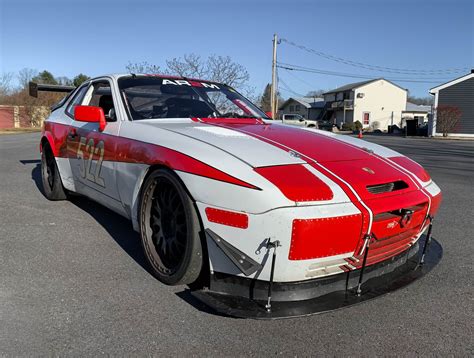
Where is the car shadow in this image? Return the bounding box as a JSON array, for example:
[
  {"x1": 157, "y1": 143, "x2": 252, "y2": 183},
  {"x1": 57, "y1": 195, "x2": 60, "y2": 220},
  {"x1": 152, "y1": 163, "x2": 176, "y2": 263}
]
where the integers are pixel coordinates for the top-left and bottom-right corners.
[
  {"x1": 29, "y1": 163, "x2": 152, "y2": 275},
  {"x1": 175, "y1": 290, "x2": 226, "y2": 317},
  {"x1": 29, "y1": 161, "x2": 46, "y2": 197},
  {"x1": 26, "y1": 162, "x2": 242, "y2": 317},
  {"x1": 70, "y1": 196, "x2": 153, "y2": 276},
  {"x1": 20, "y1": 159, "x2": 42, "y2": 164}
]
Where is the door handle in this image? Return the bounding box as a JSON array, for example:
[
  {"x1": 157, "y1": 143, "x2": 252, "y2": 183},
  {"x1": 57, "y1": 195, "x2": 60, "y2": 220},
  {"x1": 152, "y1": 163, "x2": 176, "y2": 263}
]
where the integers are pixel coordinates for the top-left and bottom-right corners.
[{"x1": 68, "y1": 129, "x2": 78, "y2": 139}]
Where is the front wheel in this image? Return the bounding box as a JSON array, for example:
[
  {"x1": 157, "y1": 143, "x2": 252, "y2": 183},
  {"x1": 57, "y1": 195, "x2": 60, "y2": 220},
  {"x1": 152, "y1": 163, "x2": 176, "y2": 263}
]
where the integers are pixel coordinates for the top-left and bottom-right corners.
[{"x1": 138, "y1": 168, "x2": 203, "y2": 285}]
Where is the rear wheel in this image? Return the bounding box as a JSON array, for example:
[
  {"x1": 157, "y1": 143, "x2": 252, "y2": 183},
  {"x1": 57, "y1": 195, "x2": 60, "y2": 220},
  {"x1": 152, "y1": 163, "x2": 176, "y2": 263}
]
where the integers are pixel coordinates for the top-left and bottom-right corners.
[
  {"x1": 139, "y1": 168, "x2": 203, "y2": 285},
  {"x1": 41, "y1": 144, "x2": 67, "y2": 201}
]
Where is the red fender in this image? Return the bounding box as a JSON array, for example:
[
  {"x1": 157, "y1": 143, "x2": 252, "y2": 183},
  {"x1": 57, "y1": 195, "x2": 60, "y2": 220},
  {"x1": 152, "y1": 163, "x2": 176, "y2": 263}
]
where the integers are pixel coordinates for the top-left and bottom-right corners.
[
  {"x1": 40, "y1": 122, "x2": 69, "y2": 157},
  {"x1": 40, "y1": 131, "x2": 57, "y2": 155}
]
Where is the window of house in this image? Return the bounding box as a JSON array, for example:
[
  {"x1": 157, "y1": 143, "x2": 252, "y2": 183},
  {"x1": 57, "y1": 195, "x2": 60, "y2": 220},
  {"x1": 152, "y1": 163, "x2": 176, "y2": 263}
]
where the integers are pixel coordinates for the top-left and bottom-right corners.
[
  {"x1": 363, "y1": 112, "x2": 370, "y2": 125},
  {"x1": 289, "y1": 105, "x2": 294, "y2": 112},
  {"x1": 295, "y1": 104, "x2": 300, "y2": 111}
]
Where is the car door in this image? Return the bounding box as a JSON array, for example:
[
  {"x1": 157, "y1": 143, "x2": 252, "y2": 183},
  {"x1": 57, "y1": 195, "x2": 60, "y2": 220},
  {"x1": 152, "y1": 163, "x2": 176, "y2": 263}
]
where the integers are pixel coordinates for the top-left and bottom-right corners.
[{"x1": 66, "y1": 78, "x2": 123, "y2": 212}]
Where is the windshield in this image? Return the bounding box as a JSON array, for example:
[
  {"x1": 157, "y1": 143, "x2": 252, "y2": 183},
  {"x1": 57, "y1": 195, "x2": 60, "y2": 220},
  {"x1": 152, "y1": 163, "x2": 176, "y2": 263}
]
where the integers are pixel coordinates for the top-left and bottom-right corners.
[{"x1": 118, "y1": 76, "x2": 268, "y2": 121}]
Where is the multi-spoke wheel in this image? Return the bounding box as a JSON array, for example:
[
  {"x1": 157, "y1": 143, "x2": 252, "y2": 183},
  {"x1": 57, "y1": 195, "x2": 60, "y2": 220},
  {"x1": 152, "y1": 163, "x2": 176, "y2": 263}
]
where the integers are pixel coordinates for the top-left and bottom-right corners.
[
  {"x1": 41, "y1": 143, "x2": 67, "y2": 201},
  {"x1": 139, "y1": 168, "x2": 203, "y2": 285}
]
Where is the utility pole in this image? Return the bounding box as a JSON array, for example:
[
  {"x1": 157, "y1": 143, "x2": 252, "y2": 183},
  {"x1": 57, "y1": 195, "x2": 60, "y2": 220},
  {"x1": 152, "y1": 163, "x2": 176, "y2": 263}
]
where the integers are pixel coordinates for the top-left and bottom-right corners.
[{"x1": 271, "y1": 34, "x2": 278, "y2": 119}]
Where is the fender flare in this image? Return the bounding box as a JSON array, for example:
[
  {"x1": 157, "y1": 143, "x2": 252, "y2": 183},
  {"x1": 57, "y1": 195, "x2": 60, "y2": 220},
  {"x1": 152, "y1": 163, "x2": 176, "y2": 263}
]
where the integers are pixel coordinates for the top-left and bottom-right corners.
[
  {"x1": 40, "y1": 131, "x2": 58, "y2": 156},
  {"x1": 130, "y1": 164, "x2": 198, "y2": 232},
  {"x1": 130, "y1": 165, "x2": 153, "y2": 232}
]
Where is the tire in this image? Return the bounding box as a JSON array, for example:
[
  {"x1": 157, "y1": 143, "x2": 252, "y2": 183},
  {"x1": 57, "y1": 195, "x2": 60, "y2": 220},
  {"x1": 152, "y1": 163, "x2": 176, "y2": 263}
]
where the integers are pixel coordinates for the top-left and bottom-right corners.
[
  {"x1": 41, "y1": 144, "x2": 67, "y2": 201},
  {"x1": 139, "y1": 168, "x2": 203, "y2": 285}
]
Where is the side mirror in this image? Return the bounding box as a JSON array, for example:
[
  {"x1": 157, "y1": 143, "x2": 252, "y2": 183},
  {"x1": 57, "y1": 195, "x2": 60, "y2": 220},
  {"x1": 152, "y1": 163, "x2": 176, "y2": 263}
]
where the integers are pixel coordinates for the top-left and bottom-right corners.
[
  {"x1": 299, "y1": 118, "x2": 305, "y2": 122},
  {"x1": 74, "y1": 105, "x2": 106, "y2": 132},
  {"x1": 265, "y1": 111, "x2": 273, "y2": 119}
]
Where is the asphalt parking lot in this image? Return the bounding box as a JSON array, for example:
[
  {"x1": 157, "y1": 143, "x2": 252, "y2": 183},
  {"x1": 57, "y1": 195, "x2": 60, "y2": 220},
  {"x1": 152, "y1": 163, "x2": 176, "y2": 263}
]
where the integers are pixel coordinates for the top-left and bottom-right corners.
[{"x1": 1, "y1": 133, "x2": 473, "y2": 356}]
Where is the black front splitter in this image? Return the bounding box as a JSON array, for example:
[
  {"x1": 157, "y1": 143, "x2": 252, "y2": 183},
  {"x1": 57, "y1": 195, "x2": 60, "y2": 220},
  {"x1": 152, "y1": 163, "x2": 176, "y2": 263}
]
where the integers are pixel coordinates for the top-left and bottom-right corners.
[{"x1": 191, "y1": 238, "x2": 442, "y2": 319}]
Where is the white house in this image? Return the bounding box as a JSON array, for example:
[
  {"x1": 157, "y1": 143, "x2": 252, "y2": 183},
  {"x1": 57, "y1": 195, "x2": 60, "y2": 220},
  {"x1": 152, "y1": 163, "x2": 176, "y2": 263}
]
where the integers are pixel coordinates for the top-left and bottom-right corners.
[
  {"x1": 429, "y1": 70, "x2": 474, "y2": 137},
  {"x1": 322, "y1": 79, "x2": 407, "y2": 130}
]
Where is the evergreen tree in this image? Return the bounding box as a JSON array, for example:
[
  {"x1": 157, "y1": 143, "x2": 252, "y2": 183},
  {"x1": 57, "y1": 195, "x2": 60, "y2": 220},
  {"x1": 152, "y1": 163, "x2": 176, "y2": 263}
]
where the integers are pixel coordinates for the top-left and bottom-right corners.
[
  {"x1": 32, "y1": 70, "x2": 57, "y2": 85},
  {"x1": 73, "y1": 73, "x2": 90, "y2": 87},
  {"x1": 260, "y1": 83, "x2": 272, "y2": 112}
]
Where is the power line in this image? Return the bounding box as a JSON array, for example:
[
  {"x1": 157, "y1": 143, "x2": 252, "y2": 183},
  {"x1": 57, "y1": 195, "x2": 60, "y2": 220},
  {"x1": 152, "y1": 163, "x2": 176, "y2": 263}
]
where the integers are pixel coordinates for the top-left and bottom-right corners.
[
  {"x1": 278, "y1": 77, "x2": 307, "y2": 97},
  {"x1": 279, "y1": 62, "x2": 452, "y2": 81},
  {"x1": 283, "y1": 69, "x2": 317, "y2": 89},
  {"x1": 277, "y1": 62, "x2": 452, "y2": 84},
  {"x1": 280, "y1": 38, "x2": 470, "y2": 75}
]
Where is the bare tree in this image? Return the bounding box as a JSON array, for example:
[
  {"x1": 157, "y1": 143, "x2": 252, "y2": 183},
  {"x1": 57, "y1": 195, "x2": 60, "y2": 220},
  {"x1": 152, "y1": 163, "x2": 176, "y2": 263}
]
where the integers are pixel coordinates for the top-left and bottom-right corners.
[
  {"x1": 18, "y1": 68, "x2": 38, "y2": 89},
  {"x1": 206, "y1": 55, "x2": 249, "y2": 88},
  {"x1": 435, "y1": 105, "x2": 462, "y2": 137},
  {"x1": 166, "y1": 54, "x2": 206, "y2": 79},
  {"x1": 56, "y1": 76, "x2": 73, "y2": 86},
  {"x1": 165, "y1": 54, "x2": 250, "y2": 89},
  {"x1": 4, "y1": 68, "x2": 66, "y2": 126},
  {"x1": 0, "y1": 72, "x2": 14, "y2": 100},
  {"x1": 127, "y1": 54, "x2": 252, "y2": 96},
  {"x1": 305, "y1": 89, "x2": 325, "y2": 98},
  {"x1": 125, "y1": 61, "x2": 162, "y2": 74},
  {"x1": 408, "y1": 95, "x2": 433, "y2": 105}
]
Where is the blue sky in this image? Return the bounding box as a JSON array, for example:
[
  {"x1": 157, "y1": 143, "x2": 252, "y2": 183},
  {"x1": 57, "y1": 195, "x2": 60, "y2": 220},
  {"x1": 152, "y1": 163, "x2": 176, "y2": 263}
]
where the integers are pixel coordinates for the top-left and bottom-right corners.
[{"x1": 0, "y1": 0, "x2": 472, "y2": 97}]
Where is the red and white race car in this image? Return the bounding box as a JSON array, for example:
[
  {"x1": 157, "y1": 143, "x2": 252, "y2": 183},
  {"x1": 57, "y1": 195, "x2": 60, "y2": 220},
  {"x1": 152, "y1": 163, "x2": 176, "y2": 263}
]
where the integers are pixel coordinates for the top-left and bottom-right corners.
[{"x1": 33, "y1": 74, "x2": 442, "y2": 318}]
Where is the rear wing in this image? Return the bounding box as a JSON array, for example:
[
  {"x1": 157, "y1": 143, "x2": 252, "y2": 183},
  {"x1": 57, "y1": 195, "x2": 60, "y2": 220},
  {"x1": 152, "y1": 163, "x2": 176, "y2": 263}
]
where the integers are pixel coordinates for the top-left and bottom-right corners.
[{"x1": 28, "y1": 82, "x2": 75, "y2": 98}]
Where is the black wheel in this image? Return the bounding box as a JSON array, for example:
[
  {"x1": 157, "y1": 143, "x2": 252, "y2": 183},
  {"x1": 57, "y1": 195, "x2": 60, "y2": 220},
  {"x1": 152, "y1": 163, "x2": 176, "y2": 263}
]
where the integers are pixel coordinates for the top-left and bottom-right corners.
[
  {"x1": 139, "y1": 168, "x2": 203, "y2": 285},
  {"x1": 41, "y1": 144, "x2": 67, "y2": 201}
]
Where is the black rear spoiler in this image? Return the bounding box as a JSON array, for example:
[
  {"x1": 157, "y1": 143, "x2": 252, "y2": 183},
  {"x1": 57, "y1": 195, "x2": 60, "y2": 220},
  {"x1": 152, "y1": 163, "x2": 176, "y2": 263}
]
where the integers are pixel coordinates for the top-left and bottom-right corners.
[{"x1": 28, "y1": 82, "x2": 75, "y2": 98}]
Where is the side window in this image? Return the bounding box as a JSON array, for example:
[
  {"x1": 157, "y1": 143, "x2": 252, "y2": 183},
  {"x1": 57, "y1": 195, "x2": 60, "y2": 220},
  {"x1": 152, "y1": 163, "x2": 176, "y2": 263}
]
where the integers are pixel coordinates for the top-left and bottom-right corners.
[
  {"x1": 83, "y1": 81, "x2": 117, "y2": 122},
  {"x1": 65, "y1": 85, "x2": 89, "y2": 118}
]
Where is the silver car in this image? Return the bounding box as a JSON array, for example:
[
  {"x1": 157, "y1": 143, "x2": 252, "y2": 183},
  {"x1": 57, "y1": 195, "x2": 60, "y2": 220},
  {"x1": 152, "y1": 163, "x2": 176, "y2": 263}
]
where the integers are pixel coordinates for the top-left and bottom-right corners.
[{"x1": 281, "y1": 113, "x2": 318, "y2": 128}]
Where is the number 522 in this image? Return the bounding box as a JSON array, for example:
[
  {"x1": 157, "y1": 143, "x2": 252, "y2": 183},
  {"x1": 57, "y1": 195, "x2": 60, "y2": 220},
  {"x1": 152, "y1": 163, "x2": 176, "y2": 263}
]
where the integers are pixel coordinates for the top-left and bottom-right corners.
[{"x1": 77, "y1": 137, "x2": 106, "y2": 187}]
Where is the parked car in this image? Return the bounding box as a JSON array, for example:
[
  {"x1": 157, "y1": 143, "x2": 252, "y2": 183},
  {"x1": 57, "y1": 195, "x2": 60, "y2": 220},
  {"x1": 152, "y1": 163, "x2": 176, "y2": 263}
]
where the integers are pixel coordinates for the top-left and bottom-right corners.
[
  {"x1": 317, "y1": 119, "x2": 335, "y2": 131},
  {"x1": 281, "y1": 113, "x2": 318, "y2": 128}
]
